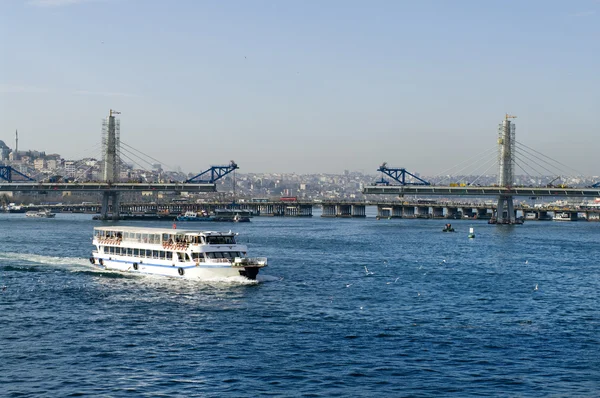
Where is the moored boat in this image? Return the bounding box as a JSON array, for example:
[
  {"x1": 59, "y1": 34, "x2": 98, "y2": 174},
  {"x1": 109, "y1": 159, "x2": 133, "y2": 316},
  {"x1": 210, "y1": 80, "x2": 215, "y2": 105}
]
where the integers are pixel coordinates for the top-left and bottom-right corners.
[
  {"x1": 176, "y1": 210, "x2": 213, "y2": 222},
  {"x1": 553, "y1": 212, "x2": 574, "y2": 221},
  {"x1": 90, "y1": 226, "x2": 267, "y2": 280},
  {"x1": 25, "y1": 209, "x2": 56, "y2": 218}
]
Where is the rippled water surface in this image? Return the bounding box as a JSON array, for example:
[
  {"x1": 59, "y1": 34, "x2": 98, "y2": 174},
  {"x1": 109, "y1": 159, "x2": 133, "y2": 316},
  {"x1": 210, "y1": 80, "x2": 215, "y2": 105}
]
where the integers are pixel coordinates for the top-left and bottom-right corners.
[{"x1": 1, "y1": 212, "x2": 599, "y2": 397}]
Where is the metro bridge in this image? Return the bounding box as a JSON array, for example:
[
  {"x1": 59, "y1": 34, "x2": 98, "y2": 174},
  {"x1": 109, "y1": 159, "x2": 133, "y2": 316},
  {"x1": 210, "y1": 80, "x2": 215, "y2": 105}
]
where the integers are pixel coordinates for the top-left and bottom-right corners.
[
  {"x1": 363, "y1": 114, "x2": 599, "y2": 224},
  {"x1": 0, "y1": 182, "x2": 215, "y2": 193},
  {"x1": 363, "y1": 185, "x2": 600, "y2": 198},
  {"x1": 0, "y1": 109, "x2": 238, "y2": 220}
]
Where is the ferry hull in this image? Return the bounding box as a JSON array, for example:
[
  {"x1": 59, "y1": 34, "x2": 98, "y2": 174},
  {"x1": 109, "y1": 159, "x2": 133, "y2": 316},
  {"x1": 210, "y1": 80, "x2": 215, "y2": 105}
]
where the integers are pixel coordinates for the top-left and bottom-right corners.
[{"x1": 90, "y1": 256, "x2": 262, "y2": 280}]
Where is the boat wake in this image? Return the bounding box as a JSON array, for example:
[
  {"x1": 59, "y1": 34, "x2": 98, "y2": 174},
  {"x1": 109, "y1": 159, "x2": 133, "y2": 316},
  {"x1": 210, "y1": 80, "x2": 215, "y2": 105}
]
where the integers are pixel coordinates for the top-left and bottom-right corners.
[{"x1": 0, "y1": 251, "x2": 91, "y2": 268}]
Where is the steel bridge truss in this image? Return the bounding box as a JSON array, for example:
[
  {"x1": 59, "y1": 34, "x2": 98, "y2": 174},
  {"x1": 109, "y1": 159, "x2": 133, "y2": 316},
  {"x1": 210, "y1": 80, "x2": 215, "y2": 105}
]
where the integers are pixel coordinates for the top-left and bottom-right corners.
[
  {"x1": 0, "y1": 166, "x2": 36, "y2": 183},
  {"x1": 376, "y1": 163, "x2": 430, "y2": 186},
  {"x1": 185, "y1": 161, "x2": 239, "y2": 183}
]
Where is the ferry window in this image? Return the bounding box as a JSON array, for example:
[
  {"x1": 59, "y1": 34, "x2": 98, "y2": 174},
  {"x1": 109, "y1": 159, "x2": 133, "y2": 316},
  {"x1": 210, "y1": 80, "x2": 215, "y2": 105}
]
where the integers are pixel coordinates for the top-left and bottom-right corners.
[
  {"x1": 166, "y1": 252, "x2": 172, "y2": 260},
  {"x1": 177, "y1": 253, "x2": 184, "y2": 262},
  {"x1": 126, "y1": 248, "x2": 131, "y2": 256},
  {"x1": 185, "y1": 254, "x2": 191, "y2": 261},
  {"x1": 162, "y1": 234, "x2": 170, "y2": 243},
  {"x1": 146, "y1": 250, "x2": 152, "y2": 258},
  {"x1": 206, "y1": 252, "x2": 213, "y2": 259},
  {"x1": 224, "y1": 237, "x2": 235, "y2": 244},
  {"x1": 133, "y1": 248, "x2": 139, "y2": 256},
  {"x1": 135, "y1": 233, "x2": 141, "y2": 242},
  {"x1": 152, "y1": 250, "x2": 159, "y2": 259}
]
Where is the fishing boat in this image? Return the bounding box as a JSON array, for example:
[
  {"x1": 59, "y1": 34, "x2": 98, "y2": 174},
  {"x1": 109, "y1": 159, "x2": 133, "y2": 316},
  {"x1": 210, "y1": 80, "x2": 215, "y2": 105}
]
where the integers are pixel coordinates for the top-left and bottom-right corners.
[
  {"x1": 90, "y1": 226, "x2": 267, "y2": 280},
  {"x1": 25, "y1": 209, "x2": 56, "y2": 218}
]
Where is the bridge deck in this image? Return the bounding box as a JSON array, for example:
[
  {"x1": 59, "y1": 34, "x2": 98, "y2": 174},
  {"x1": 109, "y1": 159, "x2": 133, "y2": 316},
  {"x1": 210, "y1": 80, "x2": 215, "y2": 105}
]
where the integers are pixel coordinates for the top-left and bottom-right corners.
[
  {"x1": 0, "y1": 182, "x2": 216, "y2": 192},
  {"x1": 363, "y1": 185, "x2": 600, "y2": 197}
]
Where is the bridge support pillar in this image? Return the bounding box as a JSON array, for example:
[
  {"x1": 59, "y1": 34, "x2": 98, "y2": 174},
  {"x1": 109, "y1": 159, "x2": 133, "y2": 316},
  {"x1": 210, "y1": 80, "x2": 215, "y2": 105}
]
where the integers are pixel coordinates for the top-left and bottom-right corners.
[
  {"x1": 100, "y1": 191, "x2": 121, "y2": 220},
  {"x1": 402, "y1": 206, "x2": 415, "y2": 218},
  {"x1": 351, "y1": 205, "x2": 366, "y2": 217},
  {"x1": 416, "y1": 206, "x2": 430, "y2": 218},
  {"x1": 496, "y1": 195, "x2": 516, "y2": 224}
]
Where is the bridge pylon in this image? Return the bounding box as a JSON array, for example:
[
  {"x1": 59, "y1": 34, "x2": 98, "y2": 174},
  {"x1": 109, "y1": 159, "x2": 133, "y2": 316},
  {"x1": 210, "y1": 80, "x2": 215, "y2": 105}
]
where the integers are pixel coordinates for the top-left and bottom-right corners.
[
  {"x1": 494, "y1": 114, "x2": 517, "y2": 224},
  {"x1": 100, "y1": 109, "x2": 121, "y2": 220}
]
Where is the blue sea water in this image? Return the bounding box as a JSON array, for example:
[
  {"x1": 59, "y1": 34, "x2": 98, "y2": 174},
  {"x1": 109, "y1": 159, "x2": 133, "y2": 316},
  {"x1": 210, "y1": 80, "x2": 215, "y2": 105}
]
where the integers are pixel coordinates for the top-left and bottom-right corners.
[{"x1": 1, "y1": 212, "x2": 599, "y2": 397}]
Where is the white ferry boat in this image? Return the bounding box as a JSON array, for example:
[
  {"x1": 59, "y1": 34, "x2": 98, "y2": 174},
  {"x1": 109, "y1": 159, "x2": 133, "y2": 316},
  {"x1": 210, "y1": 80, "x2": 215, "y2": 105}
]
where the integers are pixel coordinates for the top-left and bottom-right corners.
[{"x1": 90, "y1": 226, "x2": 267, "y2": 280}]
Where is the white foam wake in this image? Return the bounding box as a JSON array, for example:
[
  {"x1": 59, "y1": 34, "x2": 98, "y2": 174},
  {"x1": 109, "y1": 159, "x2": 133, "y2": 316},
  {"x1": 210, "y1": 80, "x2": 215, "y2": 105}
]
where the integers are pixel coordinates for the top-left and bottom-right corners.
[{"x1": 0, "y1": 251, "x2": 90, "y2": 268}]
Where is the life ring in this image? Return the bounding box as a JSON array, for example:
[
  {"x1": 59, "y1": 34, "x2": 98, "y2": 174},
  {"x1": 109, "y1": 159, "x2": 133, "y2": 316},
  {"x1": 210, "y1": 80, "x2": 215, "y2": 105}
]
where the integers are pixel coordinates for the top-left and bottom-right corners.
[
  {"x1": 89, "y1": 257, "x2": 95, "y2": 264},
  {"x1": 133, "y1": 263, "x2": 138, "y2": 271},
  {"x1": 99, "y1": 258, "x2": 104, "y2": 266},
  {"x1": 178, "y1": 267, "x2": 185, "y2": 276}
]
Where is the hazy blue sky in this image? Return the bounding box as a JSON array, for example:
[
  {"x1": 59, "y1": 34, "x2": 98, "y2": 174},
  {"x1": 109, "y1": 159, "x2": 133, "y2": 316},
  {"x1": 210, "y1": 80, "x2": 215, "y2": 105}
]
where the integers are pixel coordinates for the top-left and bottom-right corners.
[{"x1": 1, "y1": 0, "x2": 598, "y2": 175}]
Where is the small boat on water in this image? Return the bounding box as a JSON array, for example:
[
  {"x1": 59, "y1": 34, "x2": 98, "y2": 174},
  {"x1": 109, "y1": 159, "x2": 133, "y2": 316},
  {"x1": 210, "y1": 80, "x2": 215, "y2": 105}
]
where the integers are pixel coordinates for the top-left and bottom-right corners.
[
  {"x1": 90, "y1": 226, "x2": 267, "y2": 280},
  {"x1": 25, "y1": 209, "x2": 56, "y2": 218},
  {"x1": 212, "y1": 209, "x2": 252, "y2": 222},
  {"x1": 553, "y1": 212, "x2": 574, "y2": 221},
  {"x1": 176, "y1": 210, "x2": 213, "y2": 222},
  {"x1": 442, "y1": 223, "x2": 455, "y2": 232},
  {"x1": 177, "y1": 209, "x2": 252, "y2": 222}
]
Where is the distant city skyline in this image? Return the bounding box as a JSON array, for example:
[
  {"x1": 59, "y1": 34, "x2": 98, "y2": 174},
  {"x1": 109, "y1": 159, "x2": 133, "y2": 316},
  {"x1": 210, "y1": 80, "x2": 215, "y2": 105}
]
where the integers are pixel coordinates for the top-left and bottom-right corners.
[{"x1": 1, "y1": 0, "x2": 598, "y2": 175}]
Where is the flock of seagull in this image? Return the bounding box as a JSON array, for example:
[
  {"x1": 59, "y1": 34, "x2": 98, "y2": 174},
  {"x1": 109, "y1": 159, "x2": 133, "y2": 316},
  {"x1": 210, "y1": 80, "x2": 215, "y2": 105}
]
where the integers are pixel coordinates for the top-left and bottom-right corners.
[{"x1": 342, "y1": 259, "x2": 540, "y2": 296}]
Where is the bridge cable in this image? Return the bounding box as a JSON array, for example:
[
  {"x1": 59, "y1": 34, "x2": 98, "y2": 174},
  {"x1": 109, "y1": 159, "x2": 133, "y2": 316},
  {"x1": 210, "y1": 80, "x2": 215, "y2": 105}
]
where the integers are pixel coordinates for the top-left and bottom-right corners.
[
  {"x1": 514, "y1": 145, "x2": 577, "y2": 180},
  {"x1": 118, "y1": 145, "x2": 157, "y2": 170},
  {"x1": 514, "y1": 144, "x2": 568, "y2": 177},
  {"x1": 513, "y1": 156, "x2": 537, "y2": 182},
  {"x1": 120, "y1": 141, "x2": 177, "y2": 172},
  {"x1": 513, "y1": 148, "x2": 558, "y2": 178},
  {"x1": 430, "y1": 145, "x2": 497, "y2": 183},
  {"x1": 466, "y1": 155, "x2": 498, "y2": 186},
  {"x1": 515, "y1": 140, "x2": 585, "y2": 177},
  {"x1": 118, "y1": 147, "x2": 152, "y2": 172}
]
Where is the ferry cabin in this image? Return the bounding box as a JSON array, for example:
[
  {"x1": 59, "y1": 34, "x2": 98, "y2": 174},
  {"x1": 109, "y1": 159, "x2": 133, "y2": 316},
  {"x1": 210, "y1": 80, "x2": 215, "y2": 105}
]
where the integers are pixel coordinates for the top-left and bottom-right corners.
[{"x1": 91, "y1": 226, "x2": 267, "y2": 280}]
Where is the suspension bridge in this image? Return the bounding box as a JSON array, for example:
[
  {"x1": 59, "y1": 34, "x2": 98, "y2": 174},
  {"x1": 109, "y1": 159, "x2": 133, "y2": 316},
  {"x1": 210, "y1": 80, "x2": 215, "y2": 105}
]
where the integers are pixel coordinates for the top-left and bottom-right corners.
[{"x1": 363, "y1": 114, "x2": 599, "y2": 224}]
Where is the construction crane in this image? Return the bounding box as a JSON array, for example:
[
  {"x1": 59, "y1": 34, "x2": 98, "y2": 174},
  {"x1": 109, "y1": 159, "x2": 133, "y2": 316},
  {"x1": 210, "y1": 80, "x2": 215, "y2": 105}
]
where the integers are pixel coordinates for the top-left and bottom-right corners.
[
  {"x1": 505, "y1": 114, "x2": 517, "y2": 121},
  {"x1": 185, "y1": 160, "x2": 239, "y2": 183}
]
